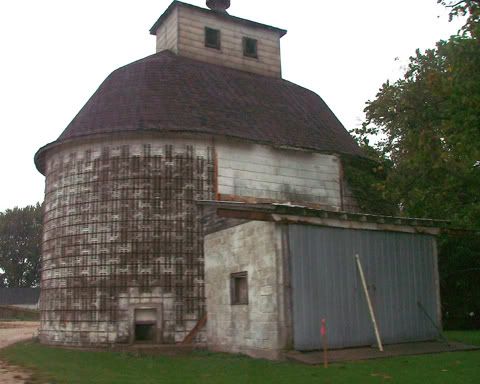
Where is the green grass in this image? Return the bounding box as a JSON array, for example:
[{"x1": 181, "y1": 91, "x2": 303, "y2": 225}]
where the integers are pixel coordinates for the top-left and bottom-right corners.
[
  {"x1": 445, "y1": 330, "x2": 480, "y2": 346},
  {"x1": 0, "y1": 306, "x2": 40, "y2": 322},
  {"x1": 1, "y1": 333, "x2": 479, "y2": 384}
]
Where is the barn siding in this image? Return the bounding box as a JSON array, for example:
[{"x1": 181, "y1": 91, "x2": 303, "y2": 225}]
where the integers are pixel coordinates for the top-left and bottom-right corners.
[
  {"x1": 288, "y1": 225, "x2": 440, "y2": 350},
  {"x1": 155, "y1": 7, "x2": 179, "y2": 53},
  {"x1": 216, "y1": 141, "x2": 342, "y2": 209},
  {"x1": 155, "y1": 5, "x2": 283, "y2": 77}
]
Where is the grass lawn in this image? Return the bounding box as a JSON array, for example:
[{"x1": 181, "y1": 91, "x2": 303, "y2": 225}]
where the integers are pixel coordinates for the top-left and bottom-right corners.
[
  {"x1": 0, "y1": 306, "x2": 39, "y2": 321},
  {"x1": 0, "y1": 332, "x2": 478, "y2": 384}
]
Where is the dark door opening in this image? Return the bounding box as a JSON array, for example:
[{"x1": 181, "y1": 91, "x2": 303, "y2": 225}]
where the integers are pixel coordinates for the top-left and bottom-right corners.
[
  {"x1": 134, "y1": 308, "x2": 158, "y2": 343},
  {"x1": 135, "y1": 322, "x2": 156, "y2": 342}
]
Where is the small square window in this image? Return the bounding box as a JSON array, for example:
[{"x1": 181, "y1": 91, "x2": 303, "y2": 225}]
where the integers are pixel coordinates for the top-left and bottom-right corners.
[
  {"x1": 231, "y1": 272, "x2": 248, "y2": 305},
  {"x1": 205, "y1": 27, "x2": 221, "y2": 50},
  {"x1": 243, "y1": 37, "x2": 258, "y2": 58}
]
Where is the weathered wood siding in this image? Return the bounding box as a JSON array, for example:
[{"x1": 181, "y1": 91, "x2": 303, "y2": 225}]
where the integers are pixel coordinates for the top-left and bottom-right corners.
[
  {"x1": 155, "y1": 7, "x2": 179, "y2": 53},
  {"x1": 216, "y1": 141, "x2": 342, "y2": 209},
  {"x1": 155, "y1": 6, "x2": 282, "y2": 77}
]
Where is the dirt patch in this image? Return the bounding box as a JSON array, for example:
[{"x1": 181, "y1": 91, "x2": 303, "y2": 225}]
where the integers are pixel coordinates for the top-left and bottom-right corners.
[
  {"x1": 0, "y1": 324, "x2": 29, "y2": 329},
  {"x1": 0, "y1": 361, "x2": 32, "y2": 384},
  {"x1": 0, "y1": 322, "x2": 40, "y2": 383}
]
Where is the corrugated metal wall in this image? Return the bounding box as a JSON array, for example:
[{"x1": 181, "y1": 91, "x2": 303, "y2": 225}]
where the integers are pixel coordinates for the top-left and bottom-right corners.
[{"x1": 288, "y1": 225, "x2": 440, "y2": 350}]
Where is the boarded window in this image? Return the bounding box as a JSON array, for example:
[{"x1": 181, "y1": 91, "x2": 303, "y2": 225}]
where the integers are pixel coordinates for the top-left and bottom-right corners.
[
  {"x1": 243, "y1": 37, "x2": 258, "y2": 58},
  {"x1": 205, "y1": 27, "x2": 221, "y2": 49},
  {"x1": 231, "y1": 272, "x2": 248, "y2": 305}
]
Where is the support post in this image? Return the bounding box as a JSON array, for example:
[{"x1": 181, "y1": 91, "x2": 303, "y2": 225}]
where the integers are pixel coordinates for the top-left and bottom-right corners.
[{"x1": 355, "y1": 254, "x2": 383, "y2": 352}]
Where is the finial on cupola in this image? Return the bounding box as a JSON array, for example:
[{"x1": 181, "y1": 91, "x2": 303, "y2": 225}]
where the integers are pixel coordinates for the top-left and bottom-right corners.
[{"x1": 206, "y1": 0, "x2": 231, "y2": 13}]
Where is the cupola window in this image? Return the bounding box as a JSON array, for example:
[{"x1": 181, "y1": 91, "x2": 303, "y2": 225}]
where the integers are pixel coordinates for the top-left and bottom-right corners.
[
  {"x1": 205, "y1": 27, "x2": 221, "y2": 49},
  {"x1": 243, "y1": 37, "x2": 258, "y2": 58}
]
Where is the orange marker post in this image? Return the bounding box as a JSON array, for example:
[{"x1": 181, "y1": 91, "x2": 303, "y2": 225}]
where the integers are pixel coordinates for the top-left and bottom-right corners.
[{"x1": 321, "y1": 318, "x2": 328, "y2": 368}]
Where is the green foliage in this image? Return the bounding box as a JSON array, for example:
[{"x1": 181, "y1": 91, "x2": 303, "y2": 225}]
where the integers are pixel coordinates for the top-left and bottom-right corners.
[
  {"x1": 445, "y1": 329, "x2": 480, "y2": 345},
  {"x1": 352, "y1": 10, "x2": 480, "y2": 228},
  {"x1": 438, "y1": 0, "x2": 480, "y2": 37},
  {"x1": 351, "y1": 2, "x2": 480, "y2": 330},
  {"x1": 438, "y1": 231, "x2": 480, "y2": 330},
  {"x1": 0, "y1": 204, "x2": 43, "y2": 287},
  {"x1": 341, "y1": 154, "x2": 397, "y2": 216},
  {"x1": 0, "y1": 306, "x2": 40, "y2": 321},
  {"x1": 2, "y1": 340, "x2": 480, "y2": 384}
]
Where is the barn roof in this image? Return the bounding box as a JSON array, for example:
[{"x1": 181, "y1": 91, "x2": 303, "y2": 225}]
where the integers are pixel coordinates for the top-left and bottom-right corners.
[{"x1": 35, "y1": 50, "x2": 363, "y2": 173}]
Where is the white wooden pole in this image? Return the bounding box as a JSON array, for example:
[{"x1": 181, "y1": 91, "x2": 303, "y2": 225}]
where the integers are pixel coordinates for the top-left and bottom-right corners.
[{"x1": 355, "y1": 254, "x2": 384, "y2": 352}]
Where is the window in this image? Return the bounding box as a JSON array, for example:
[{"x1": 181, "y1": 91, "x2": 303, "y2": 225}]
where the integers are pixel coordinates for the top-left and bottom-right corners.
[
  {"x1": 205, "y1": 27, "x2": 221, "y2": 49},
  {"x1": 230, "y1": 272, "x2": 248, "y2": 305},
  {"x1": 243, "y1": 37, "x2": 258, "y2": 58}
]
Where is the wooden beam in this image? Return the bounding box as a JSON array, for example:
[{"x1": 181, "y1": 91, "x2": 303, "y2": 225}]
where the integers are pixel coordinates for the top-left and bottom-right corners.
[
  {"x1": 355, "y1": 254, "x2": 383, "y2": 352},
  {"x1": 182, "y1": 314, "x2": 207, "y2": 344}
]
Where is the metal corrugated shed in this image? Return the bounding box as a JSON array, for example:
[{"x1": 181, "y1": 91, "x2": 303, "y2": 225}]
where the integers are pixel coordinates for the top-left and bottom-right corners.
[{"x1": 288, "y1": 225, "x2": 440, "y2": 350}]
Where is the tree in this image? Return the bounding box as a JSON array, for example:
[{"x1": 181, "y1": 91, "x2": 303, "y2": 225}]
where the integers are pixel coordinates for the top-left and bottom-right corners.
[
  {"x1": 438, "y1": 0, "x2": 480, "y2": 37},
  {"x1": 351, "y1": 1, "x2": 480, "y2": 329},
  {"x1": 353, "y1": 2, "x2": 480, "y2": 228},
  {"x1": 0, "y1": 204, "x2": 43, "y2": 287}
]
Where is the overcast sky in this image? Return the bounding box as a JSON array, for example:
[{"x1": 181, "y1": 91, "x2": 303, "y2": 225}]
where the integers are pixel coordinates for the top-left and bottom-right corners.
[{"x1": 0, "y1": 0, "x2": 463, "y2": 212}]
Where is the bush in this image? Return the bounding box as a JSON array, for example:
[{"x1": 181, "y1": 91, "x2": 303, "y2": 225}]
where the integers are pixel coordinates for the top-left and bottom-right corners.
[{"x1": 439, "y1": 231, "x2": 480, "y2": 330}]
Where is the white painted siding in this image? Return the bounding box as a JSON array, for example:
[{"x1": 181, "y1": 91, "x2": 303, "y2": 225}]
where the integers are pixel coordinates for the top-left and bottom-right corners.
[{"x1": 216, "y1": 141, "x2": 342, "y2": 209}]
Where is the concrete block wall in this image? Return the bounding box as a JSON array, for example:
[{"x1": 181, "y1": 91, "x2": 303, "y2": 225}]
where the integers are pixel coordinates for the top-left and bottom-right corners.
[
  {"x1": 216, "y1": 141, "x2": 342, "y2": 209},
  {"x1": 205, "y1": 221, "x2": 289, "y2": 359},
  {"x1": 40, "y1": 135, "x2": 214, "y2": 346}
]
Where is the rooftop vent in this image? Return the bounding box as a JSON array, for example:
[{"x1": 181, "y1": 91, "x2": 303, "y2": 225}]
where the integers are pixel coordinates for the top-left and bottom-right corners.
[{"x1": 206, "y1": 0, "x2": 230, "y2": 13}]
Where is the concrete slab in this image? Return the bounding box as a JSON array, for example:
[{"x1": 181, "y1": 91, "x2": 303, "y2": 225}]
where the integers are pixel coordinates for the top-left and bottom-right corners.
[{"x1": 286, "y1": 341, "x2": 479, "y2": 365}]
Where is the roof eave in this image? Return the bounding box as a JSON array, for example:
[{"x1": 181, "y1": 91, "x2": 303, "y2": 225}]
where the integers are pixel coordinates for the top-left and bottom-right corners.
[
  {"x1": 197, "y1": 200, "x2": 450, "y2": 233},
  {"x1": 149, "y1": 1, "x2": 287, "y2": 37},
  {"x1": 34, "y1": 128, "x2": 365, "y2": 176}
]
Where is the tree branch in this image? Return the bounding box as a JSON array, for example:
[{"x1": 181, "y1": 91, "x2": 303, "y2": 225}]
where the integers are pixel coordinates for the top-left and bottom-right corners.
[{"x1": 444, "y1": 0, "x2": 468, "y2": 8}]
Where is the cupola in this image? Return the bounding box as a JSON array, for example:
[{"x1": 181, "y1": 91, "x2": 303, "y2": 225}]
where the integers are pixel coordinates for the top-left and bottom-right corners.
[{"x1": 150, "y1": 1, "x2": 287, "y2": 77}]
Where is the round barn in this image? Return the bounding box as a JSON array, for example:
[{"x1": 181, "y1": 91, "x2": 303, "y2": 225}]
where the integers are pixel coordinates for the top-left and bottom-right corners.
[{"x1": 34, "y1": 0, "x2": 432, "y2": 350}]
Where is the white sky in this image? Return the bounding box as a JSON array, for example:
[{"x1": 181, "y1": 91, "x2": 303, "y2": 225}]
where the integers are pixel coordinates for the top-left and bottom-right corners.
[{"x1": 0, "y1": 0, "x2": 463, "y2": 212}]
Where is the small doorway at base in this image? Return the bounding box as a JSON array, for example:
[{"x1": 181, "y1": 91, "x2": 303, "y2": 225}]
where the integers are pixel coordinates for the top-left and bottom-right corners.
[{"x1": 134, "y1": 308, "x2": 158, "y2": 343}]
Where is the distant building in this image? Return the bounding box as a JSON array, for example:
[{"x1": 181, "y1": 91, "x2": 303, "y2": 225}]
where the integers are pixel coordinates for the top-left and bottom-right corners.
[
  {"x1": 34, "y1": 0, "x2": 443, "y2": 357},
  {"x1": 0, "y1": 288, "x2": 40, "y2": 309}
]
